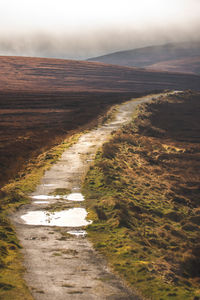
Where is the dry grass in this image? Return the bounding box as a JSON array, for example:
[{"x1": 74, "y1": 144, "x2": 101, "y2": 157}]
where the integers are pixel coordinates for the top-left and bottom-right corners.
[{"x1": 83, "y1": 90, "x2": 200, "y2": 299}]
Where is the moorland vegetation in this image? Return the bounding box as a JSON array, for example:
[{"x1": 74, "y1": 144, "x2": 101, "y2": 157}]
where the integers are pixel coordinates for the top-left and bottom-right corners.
[{"x1": 83, "y1": 91, "x2": 200, "y2": 299}]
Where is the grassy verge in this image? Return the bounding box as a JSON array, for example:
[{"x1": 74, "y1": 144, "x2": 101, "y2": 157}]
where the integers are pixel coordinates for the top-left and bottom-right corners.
[
  {"x1": 0, "y1": 98, "x2": 122, "y2": 298},
  {"x1": 83, "y1": 91, "x2": 200, "y2": 299},
  {"x1": 0, "y1": 133, "x2": 82, "y2": 299}
]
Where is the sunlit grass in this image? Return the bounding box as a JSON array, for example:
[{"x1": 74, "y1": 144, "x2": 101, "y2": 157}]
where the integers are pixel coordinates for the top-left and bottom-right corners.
[{"x1": 83, "y1": 91, "x2": 200, "y2": 299}]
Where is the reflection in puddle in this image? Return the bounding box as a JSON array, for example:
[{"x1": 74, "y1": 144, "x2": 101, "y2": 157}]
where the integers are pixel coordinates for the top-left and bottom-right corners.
[
  {"x1": 21, "y1": 208, "x2": 92, "y2": 227},
  {"x1": 32, "y1": 195, "x2": 62, "y2": 200},
  {"x1": 32, "y1": 193, "x2": 84, "y2": 202},
  {"x1": 34, "y1": 201, "x2": 50, "y2": 204},
  {"x1": 66, "y1": 193, "x2": 84, "y2": 201},
  {"x1": 67, "y1": 230, "x2": 87, "y2": 236}
]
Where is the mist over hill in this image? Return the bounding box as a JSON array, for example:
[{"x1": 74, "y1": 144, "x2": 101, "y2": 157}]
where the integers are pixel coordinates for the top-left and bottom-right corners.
[{"x1": 87, "y1": 41, "x2": 200, "y2": 74}]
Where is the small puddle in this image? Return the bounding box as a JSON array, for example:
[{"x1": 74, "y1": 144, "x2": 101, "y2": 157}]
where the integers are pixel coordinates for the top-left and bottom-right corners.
[
  {"x1": 33, "y1": 201, "x2": 50, "y2": 204},
  {"x1": 20, "y1": 208, "x2": 91, "y2": 227},
  {"x1": 32, "y1": 193, "x2": 84, "y2": 202},
  {"x1": 32, "y1": 195, "x2": 62, "y2": 200},
  {"x1": 67, "y1": 230, "x2": 87, "y2": 236},
  {"x1": 66, "y1": 193, "x2": 84, "y2": 201}
]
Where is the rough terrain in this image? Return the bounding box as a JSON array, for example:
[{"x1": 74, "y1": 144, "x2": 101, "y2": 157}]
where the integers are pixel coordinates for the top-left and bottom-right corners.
[
  {"x1": 12, "y1": 93, "x2": 167, "y2": 299},
  {"x1": 83, "y1": 91, "x2": 200, "y2": 299},
  {"x1": 1, "y1": 55, "x2": 200, "y2": 187}
]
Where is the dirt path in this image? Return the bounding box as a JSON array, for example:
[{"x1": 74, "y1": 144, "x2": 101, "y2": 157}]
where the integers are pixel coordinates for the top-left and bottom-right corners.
[{"x1": 12, "y1": 93, "x2": 174, "y2": 300}]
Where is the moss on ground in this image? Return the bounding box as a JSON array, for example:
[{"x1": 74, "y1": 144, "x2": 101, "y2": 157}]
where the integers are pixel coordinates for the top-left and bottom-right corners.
[
  {"x1": 83, "y1": 91, "x2": 200, "y2": 299},
  {"x1": 0, "y1": 99, "x2": 122, "y2": 298},
  {"x1": 0, "y1": 133, "x2": 81, "y2": 299}
]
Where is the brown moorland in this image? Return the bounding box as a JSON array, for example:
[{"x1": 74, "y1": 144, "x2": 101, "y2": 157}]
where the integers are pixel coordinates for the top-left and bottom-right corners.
[
  {"x1": 83, "y1": 91, "x2": 200, "y2": 299},
  {"x1": 1, "y1": 55, "x2": 200, "y2": 92},
  {"x1": 146, "y1": 56, "x2": 200, "y2": 74},
  {"x1": 0, "y1": 91, "x2": 136, "y2": 188},
  {"x1": 0, "y1": 54, "x2": 199, "y2": 299},
  {"x1": 1, "y1": 55, "x2": 200, "y2": 188}
]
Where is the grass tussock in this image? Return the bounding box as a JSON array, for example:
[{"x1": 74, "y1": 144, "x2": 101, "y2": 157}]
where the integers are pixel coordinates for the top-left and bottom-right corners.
[{"x1": 83, "y1": 91, "x2": 200, "y2": 299}]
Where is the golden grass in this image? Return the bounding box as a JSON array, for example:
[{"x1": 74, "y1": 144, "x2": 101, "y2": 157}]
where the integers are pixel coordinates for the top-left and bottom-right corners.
[{"x1": 83, "y1": 91, "x2": 200, "y2": 299}]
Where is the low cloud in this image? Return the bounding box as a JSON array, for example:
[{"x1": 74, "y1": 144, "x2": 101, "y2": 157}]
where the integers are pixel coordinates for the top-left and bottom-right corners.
[
  {"x1": 0, "y1": 26, "x2": 199, "y2": 60},
  {"x1": 0, "y1": 0, "x2": 200, "y2": 59}
]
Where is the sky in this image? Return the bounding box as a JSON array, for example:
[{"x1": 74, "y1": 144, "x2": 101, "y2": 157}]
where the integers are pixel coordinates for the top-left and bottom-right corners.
[{"x1": 0, "y1": 0, "x2": 200, "y2": 59}]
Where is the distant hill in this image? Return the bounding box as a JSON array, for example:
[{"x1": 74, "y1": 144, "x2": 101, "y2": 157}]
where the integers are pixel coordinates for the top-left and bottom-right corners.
[
  {"x1": 0, "y1": 55, "x2": 200, "y2": 93},
  {"x1": 146, "y1": 56, "x2": 200, "y2": 74},
  {"x1": 87, "y1": 42, "x2": 200, "y2": 74}
]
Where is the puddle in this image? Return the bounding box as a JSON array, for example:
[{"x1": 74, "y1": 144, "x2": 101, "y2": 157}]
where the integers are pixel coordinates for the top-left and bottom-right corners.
[
  {"x1": 72, "y1": 187, "x2": 80, "y2": 191},
  {"x1": 20, "y1": 208, "x2": 92, "y2": 227},
  {"x1": 32, "y1": 195, "x2": 62, "y2": 200},
  {"x1": 33, "y1": 201, "x2": 50, "y2": 204},
  {"x1": 66, "y1": 193, "x2": 84, "y2": 201},
  {"x1": 67, "y1": 230, "x2": 87, "y2": 236},
  {"x1": 32, "y1": 193, "x2": 84, "y2": 202}
]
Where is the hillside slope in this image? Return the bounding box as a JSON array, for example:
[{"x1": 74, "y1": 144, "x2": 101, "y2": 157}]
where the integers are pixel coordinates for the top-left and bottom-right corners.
[
  {"x1": 88, "y1": 42, "x2": 200, "y2": 74},
  {"x1": 146, "y1": 56, "x2": 200, "y2": 74},
  {"x1": 1, "y1": 55, "x2": 200, "y2": 187},
  {"x1": 0, "y1": 56, "x2": 200, "y2": 186},
  {"x1": 0, "y1": 55, "x2": 200, "y2": 92}
]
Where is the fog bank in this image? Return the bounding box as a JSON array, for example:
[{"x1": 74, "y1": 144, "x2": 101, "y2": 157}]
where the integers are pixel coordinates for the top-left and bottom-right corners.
[{"x1": 0, "y1": 0, "x2": 199, "y2": 59}]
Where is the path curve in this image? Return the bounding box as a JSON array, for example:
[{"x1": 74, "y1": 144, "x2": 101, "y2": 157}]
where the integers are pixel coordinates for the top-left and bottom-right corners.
[{"x1": 12, "y1": 93, "x2": 176, "y2": 300}]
